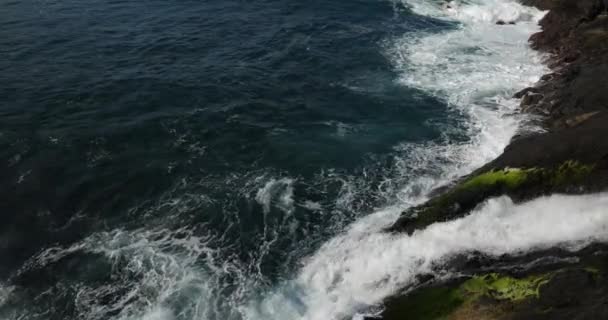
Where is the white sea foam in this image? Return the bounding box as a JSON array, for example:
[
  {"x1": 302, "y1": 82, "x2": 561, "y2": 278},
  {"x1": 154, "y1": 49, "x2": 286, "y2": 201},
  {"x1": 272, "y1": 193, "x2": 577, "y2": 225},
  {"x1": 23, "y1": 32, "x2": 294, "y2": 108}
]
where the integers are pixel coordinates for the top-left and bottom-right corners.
[
  {"x1": 4, "y1": 1, "x2": 588, "y2": 320},
  {"x1": 0, "y1": 283, "x2": 14, "y2": 307},
  {"x1": 244, "y1": 193, "x2": 608, "y2": 320},
  {"x1": 13, "y1": 174, "x2": 300, "y2": 320},
  {"x1": 237, "y1": 1, "x2": 563, "y2": 319},
  {"x1": 301, "y1": 200, "x2": 323, "y2": 212},
  {"x1": 396, "y1": 1, "x2": 546, "y2": 106},
  {"x1": 256, "y1": 178, "x2": 296, "y2": 215},
  {"x1": 14, "y1": 193, "x2": 608, "y2": 320},
  {"x1": 18, "y1": 227, "x2": 253, "y2": 320},
  {"x1": 389, "y1": 0, "x2": 548, "y2": 178}
]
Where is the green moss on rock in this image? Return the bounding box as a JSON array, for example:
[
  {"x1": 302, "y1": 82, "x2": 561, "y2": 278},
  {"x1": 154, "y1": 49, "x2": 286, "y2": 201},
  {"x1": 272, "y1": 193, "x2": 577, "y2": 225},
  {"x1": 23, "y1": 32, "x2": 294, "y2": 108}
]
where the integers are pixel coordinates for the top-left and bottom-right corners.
[
  {"x1": 457, "y1": 168, "x2": 533, "y2": 191},
  {"x1": 459, "y1": 273, "x2": 552, "y2": 302},
  {"x1": 390, "y1": 160, "x2": 596, "y2": 233},
  {"x1": 550, "y1": 160, "x2": 594, "y2": 186},
  {"x1": 396, "y1": 168, "x2": 538, "y2": 232},
  {"x1": 381, "y1": 272, "x2": 554, "y2": 320}
]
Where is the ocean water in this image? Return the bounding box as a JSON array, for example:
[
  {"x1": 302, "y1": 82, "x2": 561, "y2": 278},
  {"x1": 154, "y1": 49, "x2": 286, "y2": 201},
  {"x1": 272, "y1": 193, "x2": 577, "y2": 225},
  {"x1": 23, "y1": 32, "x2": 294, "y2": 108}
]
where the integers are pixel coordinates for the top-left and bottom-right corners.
[{"x1": 3, "y1": 1, "x2": 606, "y2": 320}]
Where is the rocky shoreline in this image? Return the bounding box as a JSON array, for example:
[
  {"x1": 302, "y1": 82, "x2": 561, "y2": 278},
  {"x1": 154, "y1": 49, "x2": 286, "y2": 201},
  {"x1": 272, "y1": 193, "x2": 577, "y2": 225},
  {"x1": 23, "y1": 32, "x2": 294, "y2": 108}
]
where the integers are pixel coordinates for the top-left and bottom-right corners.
[{"x1": 373, "y1": 0, "x2": 608, "y2": 319}]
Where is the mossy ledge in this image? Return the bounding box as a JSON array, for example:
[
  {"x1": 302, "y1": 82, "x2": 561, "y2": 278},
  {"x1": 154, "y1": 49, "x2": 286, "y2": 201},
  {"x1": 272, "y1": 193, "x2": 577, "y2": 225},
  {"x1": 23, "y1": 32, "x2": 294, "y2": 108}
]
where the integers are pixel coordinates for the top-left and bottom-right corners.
[
  {"x1": 378, "y1": 272, "x2": 553, "y2": 320},
  {"x1": 376, "y1": 266, "x2": 607, "y2": 320},
  {"x1": 388, "y1": 160, "x2": 595, "y2": 234},
  {"x1": 459, "y1": 273, "x2": 551, "y2": 302}
]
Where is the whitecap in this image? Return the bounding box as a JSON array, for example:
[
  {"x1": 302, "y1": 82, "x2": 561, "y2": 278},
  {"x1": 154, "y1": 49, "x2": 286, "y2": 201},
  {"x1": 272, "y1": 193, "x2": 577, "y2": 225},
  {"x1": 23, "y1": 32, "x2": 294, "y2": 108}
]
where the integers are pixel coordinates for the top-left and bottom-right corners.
[{"x1": 245, "y1": 193, "x2": 608, "y2": 320}]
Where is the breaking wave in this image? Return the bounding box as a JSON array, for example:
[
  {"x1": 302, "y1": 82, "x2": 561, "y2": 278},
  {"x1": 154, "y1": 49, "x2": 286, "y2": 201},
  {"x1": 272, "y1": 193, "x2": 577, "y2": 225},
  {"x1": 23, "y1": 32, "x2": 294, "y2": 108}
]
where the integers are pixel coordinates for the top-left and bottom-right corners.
[
  {"x1": 246, "y1": 193, "x2": 608, "y2": 319},
  {"x1": 7, "y1": 2, "x2": 603, "y2": 320}
]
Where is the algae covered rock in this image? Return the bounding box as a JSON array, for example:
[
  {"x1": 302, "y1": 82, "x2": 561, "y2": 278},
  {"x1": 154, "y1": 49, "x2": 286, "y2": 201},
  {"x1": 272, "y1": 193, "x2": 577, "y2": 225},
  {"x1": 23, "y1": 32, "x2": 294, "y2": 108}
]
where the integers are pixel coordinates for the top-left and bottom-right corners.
[
  {"x1": 377, "y1": 266, "x2": 608, "y2": 320},
  {"x1": 377, "y1": 272, "x2": 551, "y2": 320},
  {"x1": 388, "y1": 160, "x2": 595, "y2": 234}
]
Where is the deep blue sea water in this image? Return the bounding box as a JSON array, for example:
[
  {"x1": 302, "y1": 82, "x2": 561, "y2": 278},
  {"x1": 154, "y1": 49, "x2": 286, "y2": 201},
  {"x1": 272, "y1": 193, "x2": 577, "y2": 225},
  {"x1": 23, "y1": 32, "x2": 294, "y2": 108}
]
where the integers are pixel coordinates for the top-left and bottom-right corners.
[{"x1": 0, "y1": 0, "x2": 549, "y2": 319}]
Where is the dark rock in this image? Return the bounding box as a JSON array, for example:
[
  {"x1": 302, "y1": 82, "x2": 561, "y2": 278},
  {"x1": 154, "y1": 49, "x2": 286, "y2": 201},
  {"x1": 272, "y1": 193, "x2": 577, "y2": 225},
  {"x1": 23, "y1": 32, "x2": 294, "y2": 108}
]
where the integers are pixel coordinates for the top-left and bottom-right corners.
[
  {"x1": 529, "y1": 0, "x2": 605, "y2": 53},
  {"x1": 513, "y1": 87, "x2": 539, "y2": 99},
  {"x1": 562, "y1": 52, "x2": 579, "y2": 63},
  {"x1": 496, "y1": 20, "x2": 517, "y2": 25},
  {"x1": 513, "y1": 268, "x2": 608, "y2": 320},
  {"x1": 415, "y1": 273, "x2": 436, "y2": 284},
  {"x1": 538, "y1": 269, "x2": 596, "y2": 307},
  {"x1": 480, "y1": 112, "x2": 608, "y2": 170},
  {"x1": 520, "y1": 92, "x2": 544, "y2": 106},
  {"x1": 519, "y1": 0, "x2": 558, "y2": 11},
  {"x1": 377, "y1": 246, "x2": 608, "y2": 320},
  {"x1": 540, "y1": 73, "x2": 554, "y2": 81}
]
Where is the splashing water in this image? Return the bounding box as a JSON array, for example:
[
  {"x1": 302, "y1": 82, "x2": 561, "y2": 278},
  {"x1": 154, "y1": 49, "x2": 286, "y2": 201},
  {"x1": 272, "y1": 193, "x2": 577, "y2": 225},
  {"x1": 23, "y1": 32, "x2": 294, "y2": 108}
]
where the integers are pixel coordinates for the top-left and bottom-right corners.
[
  {"x1": 6, "y1": 1, "x2": 597, "y2": 320},
  {"x1": 245, "y1": 193, "x2": 608, "y2": 319}
]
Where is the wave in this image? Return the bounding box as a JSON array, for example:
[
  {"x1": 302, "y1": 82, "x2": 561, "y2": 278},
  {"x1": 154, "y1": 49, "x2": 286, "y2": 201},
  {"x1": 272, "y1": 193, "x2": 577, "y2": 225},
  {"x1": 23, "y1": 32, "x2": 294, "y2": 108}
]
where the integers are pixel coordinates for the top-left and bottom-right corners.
[
  {"x1": 389, "y1": 0, "x2": 547, "y2": 180},
  {"x1": 1, "y1": 1, "x2": 571, "y2": 320},
  {"x1": 0, "y1": 284, "x2": 14, "y2": 307},
  {"x1": 256, "y1": 178, "x2": 295, "y2": 215},
  {"x1": 241, "y1": 0, "x2": 558, "y2": 319},
  {"x1": 12, "y1": 191, "x2": 608, "y2": 320},
  {"x1": 245, "y1": 193, "x2": 608, "y2": 319}
]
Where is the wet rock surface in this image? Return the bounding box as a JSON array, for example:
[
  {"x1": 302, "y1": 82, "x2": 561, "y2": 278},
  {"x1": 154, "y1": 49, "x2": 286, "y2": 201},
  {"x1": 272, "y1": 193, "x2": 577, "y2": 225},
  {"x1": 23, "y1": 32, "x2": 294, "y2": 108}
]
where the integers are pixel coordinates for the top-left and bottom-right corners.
[
  {"x1": 390, "y1": 0, "x2": 608, "y2": 235},
  {"x1": 380, "y1": 0, "x2": 608, "y2": 318},
  {"x1": 375, "y1": 245, "x2": 608, "y2": 320},
  {"x1": 521, "y1": 0, "x2": 608, "y2": 126}
]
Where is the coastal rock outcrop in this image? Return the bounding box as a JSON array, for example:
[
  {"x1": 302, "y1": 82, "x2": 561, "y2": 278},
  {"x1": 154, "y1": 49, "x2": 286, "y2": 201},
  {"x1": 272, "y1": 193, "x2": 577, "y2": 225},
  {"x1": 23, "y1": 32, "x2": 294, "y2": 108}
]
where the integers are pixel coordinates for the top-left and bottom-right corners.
[
  {"x1": 379, "y1": 0, "x2": 608, "y2": 318},
  {"x1": 375, "y1": 258, "x2": 608, "y2": 320},
  {"x1": 389, "y1": 0, "x2": 608, "y2": 236}
]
